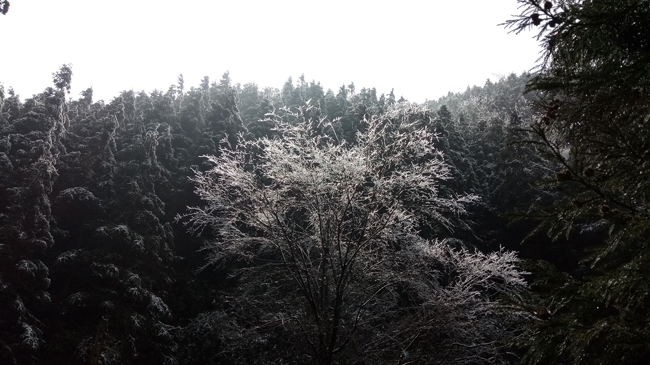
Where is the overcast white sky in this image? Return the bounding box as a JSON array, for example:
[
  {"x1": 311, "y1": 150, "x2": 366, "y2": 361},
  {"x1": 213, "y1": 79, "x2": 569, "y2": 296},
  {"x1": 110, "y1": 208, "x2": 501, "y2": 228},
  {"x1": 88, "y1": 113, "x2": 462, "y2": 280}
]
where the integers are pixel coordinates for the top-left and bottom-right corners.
[{"x1": 0, "y1": 0, "x2": 539, "y2": 103}]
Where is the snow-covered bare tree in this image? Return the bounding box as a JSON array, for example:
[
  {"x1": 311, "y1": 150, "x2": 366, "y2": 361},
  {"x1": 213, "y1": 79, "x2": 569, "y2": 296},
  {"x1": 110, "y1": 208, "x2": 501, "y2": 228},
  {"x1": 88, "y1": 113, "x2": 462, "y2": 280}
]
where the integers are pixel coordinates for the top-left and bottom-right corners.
[{"x1": 179, "y1": 104, "x2": 528, "y2": 364}]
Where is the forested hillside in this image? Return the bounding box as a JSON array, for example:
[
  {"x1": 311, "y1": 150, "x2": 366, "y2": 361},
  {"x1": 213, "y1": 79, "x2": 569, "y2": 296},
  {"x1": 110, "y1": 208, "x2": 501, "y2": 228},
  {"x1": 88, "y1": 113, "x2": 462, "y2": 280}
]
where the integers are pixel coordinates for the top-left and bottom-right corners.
[
  {"x1": 0, "y1": 68, "x2": 536, "y2": 364},
  {"x1": 2, "y1": 1, "x2": 650, "y2": 364}
]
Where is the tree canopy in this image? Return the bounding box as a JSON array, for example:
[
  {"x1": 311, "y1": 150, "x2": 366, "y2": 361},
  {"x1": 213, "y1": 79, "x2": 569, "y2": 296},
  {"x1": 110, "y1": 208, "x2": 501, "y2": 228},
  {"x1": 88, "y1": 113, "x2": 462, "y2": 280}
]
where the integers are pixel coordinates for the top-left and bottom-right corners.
[{"x1": 179, "y1": 103, "x2": 527, "y2": 364}]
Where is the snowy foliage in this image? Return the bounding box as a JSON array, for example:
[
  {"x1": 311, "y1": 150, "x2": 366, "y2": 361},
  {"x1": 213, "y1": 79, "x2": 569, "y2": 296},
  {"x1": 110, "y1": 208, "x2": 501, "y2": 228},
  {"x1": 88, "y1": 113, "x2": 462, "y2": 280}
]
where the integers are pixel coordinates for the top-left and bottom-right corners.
[
  {"x1": 55, "y1": 249, "x2": 80, "y2": 264},
  {"x1": 56, "y1": 187, "x2": 98, "y2": 203},
  {"x1": 63, "y1": 292, "x2": 88, "y2": 307},
  {"x1": 180, "y1": 105, "x2": 528, "y2": 364},
  {"x1": 13, "y1": 296, "x2": 26, "y2": 313},
  {"x1": 90, "y1": 262, "x2": 120, "y2": 281},
  {"x1": 15, "y1": 259, "x2": 39, "y2": 279},
  {"x1": 20, "y1": 323, "x2": 42, "y2": 351},
  {"x1": 122, "y1": 271, "x2": 142, "y2": 287},
  {"x1": 148, "y1": 293, "x2": 172, "y2": 320}
]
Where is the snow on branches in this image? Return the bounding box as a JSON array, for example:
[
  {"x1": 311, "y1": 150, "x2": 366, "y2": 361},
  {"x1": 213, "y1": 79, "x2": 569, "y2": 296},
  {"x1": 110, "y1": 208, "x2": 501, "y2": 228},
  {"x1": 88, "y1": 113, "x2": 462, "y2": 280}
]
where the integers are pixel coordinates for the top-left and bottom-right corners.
[{"x1": 179, "y1": 104, "x2": 527, "y2": 364}]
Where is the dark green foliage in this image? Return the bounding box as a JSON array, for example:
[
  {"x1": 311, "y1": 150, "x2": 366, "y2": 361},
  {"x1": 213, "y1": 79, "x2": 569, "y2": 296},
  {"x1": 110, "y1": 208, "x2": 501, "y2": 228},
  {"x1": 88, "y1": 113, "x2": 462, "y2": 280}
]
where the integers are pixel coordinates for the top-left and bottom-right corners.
[
  {"x1": 0, "y1": 67, "x2": 251, "y2": 364},
  {"x1": 424, "y1": 74, "x2": 551, "y2": 249},
  {"x1": 502, "y1": 0, "x2": 650, "y2": 363},
  {"x1": 0, "y1": 74, "x2": 69, "y2": 364}
]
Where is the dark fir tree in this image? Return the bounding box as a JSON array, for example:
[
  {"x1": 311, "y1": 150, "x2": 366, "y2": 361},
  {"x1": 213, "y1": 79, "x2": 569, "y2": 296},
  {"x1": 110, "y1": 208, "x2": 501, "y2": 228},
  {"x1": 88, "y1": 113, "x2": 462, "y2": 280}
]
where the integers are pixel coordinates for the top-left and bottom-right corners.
[{"x1": 504, "y1": 0, "x2": 650, "y2": 363}]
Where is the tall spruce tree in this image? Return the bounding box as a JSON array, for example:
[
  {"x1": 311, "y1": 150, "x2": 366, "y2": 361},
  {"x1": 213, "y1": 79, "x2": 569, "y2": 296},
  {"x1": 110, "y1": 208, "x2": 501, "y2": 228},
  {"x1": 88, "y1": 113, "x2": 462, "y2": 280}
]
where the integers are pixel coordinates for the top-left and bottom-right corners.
[{"x1": 504, "y1": 1, "x2": 650, "y2": 363}]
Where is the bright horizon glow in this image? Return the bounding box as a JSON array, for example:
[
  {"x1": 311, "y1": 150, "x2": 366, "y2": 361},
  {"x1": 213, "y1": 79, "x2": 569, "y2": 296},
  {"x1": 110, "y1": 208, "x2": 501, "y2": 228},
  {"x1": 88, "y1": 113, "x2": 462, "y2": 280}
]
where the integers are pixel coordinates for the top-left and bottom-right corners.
[{"x1": 0, "y1": 0, "x2": 540, "y2": 103}]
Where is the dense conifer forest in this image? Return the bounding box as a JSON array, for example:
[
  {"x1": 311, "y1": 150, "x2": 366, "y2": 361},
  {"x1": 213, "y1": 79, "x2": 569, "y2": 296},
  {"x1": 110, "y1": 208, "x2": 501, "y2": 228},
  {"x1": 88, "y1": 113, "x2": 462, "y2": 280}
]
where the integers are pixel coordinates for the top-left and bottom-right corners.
[{"x1": 2, "y1": 1, "x2": 650, "y2": 364}]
